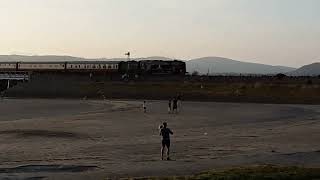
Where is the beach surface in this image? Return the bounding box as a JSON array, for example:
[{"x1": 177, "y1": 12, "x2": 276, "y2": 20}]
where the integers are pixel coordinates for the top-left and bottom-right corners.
[{"x1": 0, "y1": 99, "x2": 319, "y2": 179}]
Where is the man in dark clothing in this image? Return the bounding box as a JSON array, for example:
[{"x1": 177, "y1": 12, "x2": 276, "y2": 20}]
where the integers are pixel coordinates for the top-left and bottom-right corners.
[
  {"x1": 168, "y1": 99, "x2": 172, "y2": 113},
  {"x1": 160, "y1": 122, "x2": 173, "y2": 160},
  {"x1": 172, "y1": 98, "x2": 178, "y2": 113}
]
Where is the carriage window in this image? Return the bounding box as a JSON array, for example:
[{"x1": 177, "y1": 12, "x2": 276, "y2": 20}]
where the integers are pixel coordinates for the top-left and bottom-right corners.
[{"x1": 108, "y1": 65, "x2": 111, "y2": 69}]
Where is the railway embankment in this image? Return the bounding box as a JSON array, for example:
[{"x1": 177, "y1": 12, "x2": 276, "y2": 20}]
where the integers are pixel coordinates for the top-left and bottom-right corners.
[{"x1": 3, "y1": 73, "x2": 320, "y2": 104}]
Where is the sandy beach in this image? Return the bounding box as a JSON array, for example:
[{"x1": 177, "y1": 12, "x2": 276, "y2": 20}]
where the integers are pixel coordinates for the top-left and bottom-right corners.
[{"x1": 0, "y1": 99, "x2": 319, "y2": 179}]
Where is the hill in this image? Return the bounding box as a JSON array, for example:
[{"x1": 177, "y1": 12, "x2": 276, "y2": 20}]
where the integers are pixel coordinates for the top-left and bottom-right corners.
[
  {"x1": 288, "y1": 63, "x2": 320, "y2": 76},
  {"x1": 186, "y1": 57, "x2": 295, "y2": 75},
  {"x1": 0, "y1": 55, "x2": 173, "y2": 62},
  {"x1": 0, "y1": 55, "x2": 87, "y2": 62}
]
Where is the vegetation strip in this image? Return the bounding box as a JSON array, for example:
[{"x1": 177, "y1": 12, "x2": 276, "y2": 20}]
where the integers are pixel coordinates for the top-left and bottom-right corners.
[{"x1": 124, "y1": 165, "x2": 320, "y2": 180}]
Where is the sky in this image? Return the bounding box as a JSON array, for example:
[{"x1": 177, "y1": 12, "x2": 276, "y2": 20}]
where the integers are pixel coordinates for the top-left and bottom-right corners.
[{"x1": 0, "y1": 0, "x2": 319, "y2": 67}]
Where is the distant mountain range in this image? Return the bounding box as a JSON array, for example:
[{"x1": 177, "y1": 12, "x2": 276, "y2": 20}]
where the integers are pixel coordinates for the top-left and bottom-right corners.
[
  {"x1": 0, "y1": 55, "x2": 89, "y2": 62},
  {"x1": 186, "y1": 57, "x2": 296, "y2": 75},
  {"x1": 1, "y1": 55, "x2": 319, "y2": 76},
  {"x1": 0, "y1": 55, "x2": 173, "y2": 62},
  {"x1": 288, "y1": 63, "x2": 320, "y2": 76}
]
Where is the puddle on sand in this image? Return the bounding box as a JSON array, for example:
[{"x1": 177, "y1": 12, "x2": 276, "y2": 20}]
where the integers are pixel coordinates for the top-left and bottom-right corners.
[{"x1": 0, "y1": 165, "x2": 97, "y2": 173}]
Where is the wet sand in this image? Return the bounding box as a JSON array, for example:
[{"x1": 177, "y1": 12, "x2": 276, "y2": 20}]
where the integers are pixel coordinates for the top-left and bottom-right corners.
[{"x1": 0, "y1": 99, "x2": 319, "y2": 179}]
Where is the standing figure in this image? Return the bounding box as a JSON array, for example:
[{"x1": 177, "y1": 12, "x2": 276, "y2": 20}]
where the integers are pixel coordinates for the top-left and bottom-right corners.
[
  {"x1": 160, "y1": 122, "x2": 173, "y2": 160},
  {"x1": 168, "y1": 99, "x2": 172, "y2": 113},
  {"x1": 177, "y1": 94, "x2": 182, "y2": 112},
  {"x1": 143, "y1": 101, "x2": 147, "y2": 113},
  {"x1": 172, "y1": 98, "x2": 178, "y2": 114}
]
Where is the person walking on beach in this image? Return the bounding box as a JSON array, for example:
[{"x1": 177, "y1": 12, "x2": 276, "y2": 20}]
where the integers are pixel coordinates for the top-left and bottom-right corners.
[
  {"x1": 177, "y1": 93, "x2": 182, "y2": 112},
  {"x1": 172, "y1": 98, "x2": 178, "y2": 113},
  {"x1": 159, "y1": 122, "x2": 173, "y2": 160},
  {"x1": 168, "y1": 99, "x2": 172, "y2": 113},
  {"x1": 143, "y1": 100, "x2": 147, "y2": 113}
]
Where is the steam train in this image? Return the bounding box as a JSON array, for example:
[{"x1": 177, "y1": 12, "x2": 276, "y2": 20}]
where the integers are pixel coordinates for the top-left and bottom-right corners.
[{"x1": 0, "y1": 60, "x2": 186, "y2": 75}]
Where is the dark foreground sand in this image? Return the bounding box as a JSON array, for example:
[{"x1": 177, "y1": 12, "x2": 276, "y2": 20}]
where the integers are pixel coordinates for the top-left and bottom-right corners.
[{"x1": 0, "y1": 99, "x2": 319, "y2": 179}]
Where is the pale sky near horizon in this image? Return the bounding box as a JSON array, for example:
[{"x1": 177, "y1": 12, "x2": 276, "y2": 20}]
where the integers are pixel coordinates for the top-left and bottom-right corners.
[{"x1": 0, "y1": 0, "x2": 319, "y2": 67}]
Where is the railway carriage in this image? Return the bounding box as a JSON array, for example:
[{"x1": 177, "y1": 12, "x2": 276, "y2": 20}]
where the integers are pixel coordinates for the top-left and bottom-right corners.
[
  {"x1": 18, "y1": 62, "x2": 65, "y2": 71},
  {"x1": 0, "y1": 62, "x2": 18, "y2": 71},
  {"x1": 66, "y1": 61, "x2": 119, "y2": 72}
]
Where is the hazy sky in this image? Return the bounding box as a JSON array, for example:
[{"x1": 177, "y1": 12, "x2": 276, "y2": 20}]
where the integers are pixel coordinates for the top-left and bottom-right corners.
[{"x1": 0, "y1": 0, "x2": 319, "y2": 67}]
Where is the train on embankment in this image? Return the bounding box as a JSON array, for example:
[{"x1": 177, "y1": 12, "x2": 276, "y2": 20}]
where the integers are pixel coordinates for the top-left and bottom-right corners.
[{"x1": 0, "y1": 60, "x2": 186, "y2": 76}]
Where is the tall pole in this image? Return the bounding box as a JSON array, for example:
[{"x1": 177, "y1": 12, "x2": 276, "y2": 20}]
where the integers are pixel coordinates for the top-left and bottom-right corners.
[
  {"x1": 7, "y1": 80, "x2": 10, "y2": 89},
  {"x1": 126, "y1": 51, "x2": 130, "y2": 61},
  {"x1": 125, "y1": 52, "x2": 131, "y2": 73}
]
